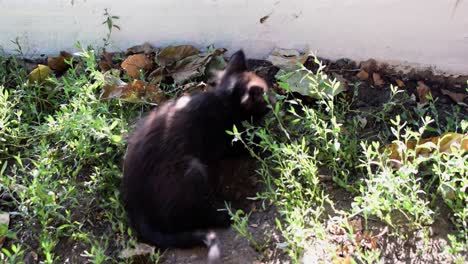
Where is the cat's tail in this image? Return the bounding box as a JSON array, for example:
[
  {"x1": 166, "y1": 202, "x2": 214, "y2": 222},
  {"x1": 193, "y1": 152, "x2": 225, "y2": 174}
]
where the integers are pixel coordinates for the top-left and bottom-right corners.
[{"x1": 136, "y1": 217, "x2": 221, "y2": 264}]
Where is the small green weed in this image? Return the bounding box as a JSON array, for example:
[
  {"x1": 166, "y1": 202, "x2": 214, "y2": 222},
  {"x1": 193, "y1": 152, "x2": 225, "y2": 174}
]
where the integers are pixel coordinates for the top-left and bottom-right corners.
[{"x1": 225, "y1": 204, "x2": 266, "y2": 253}]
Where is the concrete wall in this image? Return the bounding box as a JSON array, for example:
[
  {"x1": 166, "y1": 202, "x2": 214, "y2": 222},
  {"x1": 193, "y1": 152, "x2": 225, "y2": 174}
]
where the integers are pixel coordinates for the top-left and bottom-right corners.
[{"x1": 1, "y1": 0, "x2": 467, "y2": 74}]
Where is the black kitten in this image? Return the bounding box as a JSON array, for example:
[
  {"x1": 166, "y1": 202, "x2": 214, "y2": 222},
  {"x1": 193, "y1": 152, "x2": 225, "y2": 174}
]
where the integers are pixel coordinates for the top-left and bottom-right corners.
[{"x1": 122, "y1": 50, "x2": 272, "y2": 263}]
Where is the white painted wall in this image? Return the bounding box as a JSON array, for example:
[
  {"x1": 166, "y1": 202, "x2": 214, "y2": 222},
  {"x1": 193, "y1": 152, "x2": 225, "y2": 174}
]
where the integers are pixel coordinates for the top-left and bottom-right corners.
[{"x1": 1, "y1": 0, "x2": 467, "y2": 74}]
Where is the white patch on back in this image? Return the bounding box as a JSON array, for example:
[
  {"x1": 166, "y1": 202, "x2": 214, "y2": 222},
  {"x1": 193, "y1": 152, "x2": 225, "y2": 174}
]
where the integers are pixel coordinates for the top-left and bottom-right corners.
[
  {"x1": 175, "y1": 96, "x2": 191, "y2": 110},
  {"x1": 185, "y1": 158, "x2": 207, "y2": 178}
]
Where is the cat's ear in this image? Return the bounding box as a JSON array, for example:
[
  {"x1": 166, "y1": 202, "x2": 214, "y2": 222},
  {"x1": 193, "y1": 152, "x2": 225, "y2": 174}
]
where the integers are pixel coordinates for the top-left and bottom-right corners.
[{"x1": 224, "y1": 50, "x2": 247, "y2": 76}]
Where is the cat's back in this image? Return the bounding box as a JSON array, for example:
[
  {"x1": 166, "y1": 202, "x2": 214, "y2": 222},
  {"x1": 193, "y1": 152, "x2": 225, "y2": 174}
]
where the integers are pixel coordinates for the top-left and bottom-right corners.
[{"x1": 126, "y1": 91, "x2": 230, "y2": 159}]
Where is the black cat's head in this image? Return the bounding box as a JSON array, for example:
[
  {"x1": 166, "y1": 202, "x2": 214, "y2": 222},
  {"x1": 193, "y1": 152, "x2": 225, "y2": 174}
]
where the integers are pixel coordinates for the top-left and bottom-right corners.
[{"x1": 217, "y1": 50, "x2": 275, "y2": 121}]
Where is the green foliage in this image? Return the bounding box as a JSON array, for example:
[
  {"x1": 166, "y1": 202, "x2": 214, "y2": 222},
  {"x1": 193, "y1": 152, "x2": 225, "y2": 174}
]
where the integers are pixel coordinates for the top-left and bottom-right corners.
[
  {"x1": 230, "y1": 57, "x2": 467, "y2": 263},
  {"x1": 0, "y1": 45, "x2": 152, "y2": 262},
  {"x1": 225, "y1": 204, "x2": 265, "y2": 253},
  {"x1": 101, "y1": 9, "x2": 120, "y2": 50}
]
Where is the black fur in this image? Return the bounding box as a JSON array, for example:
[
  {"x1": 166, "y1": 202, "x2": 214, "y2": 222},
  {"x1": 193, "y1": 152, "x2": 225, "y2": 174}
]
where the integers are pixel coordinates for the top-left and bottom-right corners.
[{"x1": 122, "y1": 50, "x2": 272, "y2": 262}]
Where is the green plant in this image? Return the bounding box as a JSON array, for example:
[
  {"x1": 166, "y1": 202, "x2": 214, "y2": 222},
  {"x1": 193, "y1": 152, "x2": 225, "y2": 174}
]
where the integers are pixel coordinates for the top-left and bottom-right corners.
[
  {"x1": 352, "y1": 115, "x2": 437, "y2": 227},
  {"x1": 0, "y1": 44, "x2": 144, "y2": 262},
  {"x1": 227, "y1": 56, "x2": 467, "y2": 263},
  {"x1": 225, "y1": 204, "x2": 265, "y2": 252},
  {"x1": 101, "y1": 9, "x2": 120, "y2": 50},
  {"x1": 0, "y1": 244, "x2": 25, "y2": 264},
  {"x1": 228, "y1": 59, "x2": 356, "y2": 261}
]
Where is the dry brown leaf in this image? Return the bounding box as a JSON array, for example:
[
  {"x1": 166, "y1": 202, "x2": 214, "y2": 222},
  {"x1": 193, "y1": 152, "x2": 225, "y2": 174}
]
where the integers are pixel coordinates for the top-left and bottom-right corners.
[
  {"x1": 101, "y1": 79, "x2": 165, "y2": 104},
  {"x1": 395, "y1": 79, "x2": 405, "y2": 87},
  {"x1": 360, "y1": 232, "x2": 378, "y2": 250},
  {"x1": 98, "y1": 61, "x2": 111, "y2": 72},
  {"x1": 416, "y1": 81, "x2": 432, "y2": 105},
  {"x1": 266, "y1": 48, "x2": 309, "y2": 71},
  {"x1": 359, "y1": 59, "x2": 378, "y2": 72},
  {"x1": 384, "y1": 132, "x2": 468, "y2": 161},
  {"x1": 168, "y1": 48, "x2": 226, "y2": 84},
  {"x1": 328, "y1": 223, "x2": 346, "y2": 236},
  {"x1": 332, "y1": 255, "x2": 351, "y2": 264},
  {"x1": 349, "y1": 218, "x2": 363, "y2": 233},
  {"x1": 155, "y1": 45, "x2": 200, "y2": 67},
  {"x1": 269, "y1": 48, "x2": 345, "y2": 98},
  {"x1": 441, "y1": 89, "x2": 467, "y2": 106},
  {"x1": 126, "y1": 42, "x2": 155, "y2": 55},
  {"x1": 99, "y1": 51, "x2": 117, "y2": 72},
  {"x1": 121, "y1": 54, "x2": 153, "y2": 79},
  {"x1": 275, "y1": 68, "x2": 346, "y2": 98},
  {"x1": 148, "y1": 67, "x2": 165, "y2": 84},
  {"x1": 28, "y1": 65, "x2": 52, "y2": 84},
  {"x1": 356, "y1": 70, "x2": 369, "y2": 80},
  {"x1": 47, "y1": 51, "x2": 73, "y2": 74},
  {"x1": 181, "y1": 82, "x2": 207, "y2": 95},
  {"x1": 204, "y1": 52, "x2": 227, "y2": 82},
  {"x1": 372, "y1": 73, "x2": 385, "y2": 86}
]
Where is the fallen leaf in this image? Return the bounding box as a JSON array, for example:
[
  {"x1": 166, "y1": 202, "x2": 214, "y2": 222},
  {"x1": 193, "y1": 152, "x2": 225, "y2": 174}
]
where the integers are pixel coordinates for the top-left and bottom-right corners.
[
  {"x1": 359, "y1": 59, "x2": 378, "y2": 72},
  {"x1": 168, "y1": 48, "x2": 226, "y2": 84},
  {"x1": 360, "y1": 232, "x2": 378, "y2": 251},
  {"x1": 126, "y1": 42, "x2": 155, "y2": 55},
  {"x1": 357, "y1": 116, "x2": 367, "y2": 128},
  {"x1": 416, "y1": 81, "x2": 432, "y2": 105},
  {"x1": 266, "y1": 48, "x2": 309, "y2": 71},
  {"x1": 332, "y1": 73, "x2": 348, "y2": 91},
  {"x1": 121, "y1": 54, "x2": 154, "y2": 79},
  {"x1": 204, "y1": 51, "x2": 227, "y2": 83},
  {"x1": 395, "y1": 79, "x2": 405, "y2": 87},
  {"x1": 372, "y1": 73, "x2": 385, "y2": 86},
  {"x1": 28, "y1": 65, "x2": 52, "y2": 84},
  {"x1": 47, "y1": 51, "x2": 73, "y2": 74},
  {"x1": 276, "y1": 68, "x2": 347, "y2": 99},
  {"x1": 101, "y1": 75, "x2": 165, "y2": 104},
  {"x1": 328, "y1": 222, "x2": 346, "y2": 236},
  {"x1": 349, "y1": 218, "x2": 363, "y2": 233},
  {"x1": 438, "y1": 132, "x2": 468, "y2": 153},
  {"x1": 356, "y1": 70, "x2": 369, "y2": 80},
  {"x1": 181, "y1": 82, "x2": 207, "y2": 95},
  {"x1": 102, "y1": 71, "x2": 127, "y2": 87},
  {"x1": 332, "y1": 255, "x2": 351, "y2": 264},
  {"x1": 268, "y1": 48, "x2": 350, "y2": 98},
  {"x1": 155, "y1": 45, "x2": 200, "y2": 67},
  {"x1": 384, "y1": 132, "x2": 468, "y2": 161},
  {"x1": 148, "y1": 67, "x2": 165, "y2": 84},
  {"x1": 99, "y1": 51, "x2": 117, "y2": 72},
  {"x1": 0, "y1": 212, "x2": 10, "y2": 248},
  {"x1": 439, "y1": 183, "x2": 456, "y2": 200},
  {"x1": 120, "y1": 243, "x2": 155, "y2": 259},
  {"x1": 441, "y1": 89, "x2": 467, "y2": 106}
]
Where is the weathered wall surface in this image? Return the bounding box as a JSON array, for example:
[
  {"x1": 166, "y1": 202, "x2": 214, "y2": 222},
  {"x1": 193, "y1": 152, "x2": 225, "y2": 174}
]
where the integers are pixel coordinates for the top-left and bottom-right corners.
[{"x1": 1, "y1": 0, "x2": 467, "y2": 74}]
